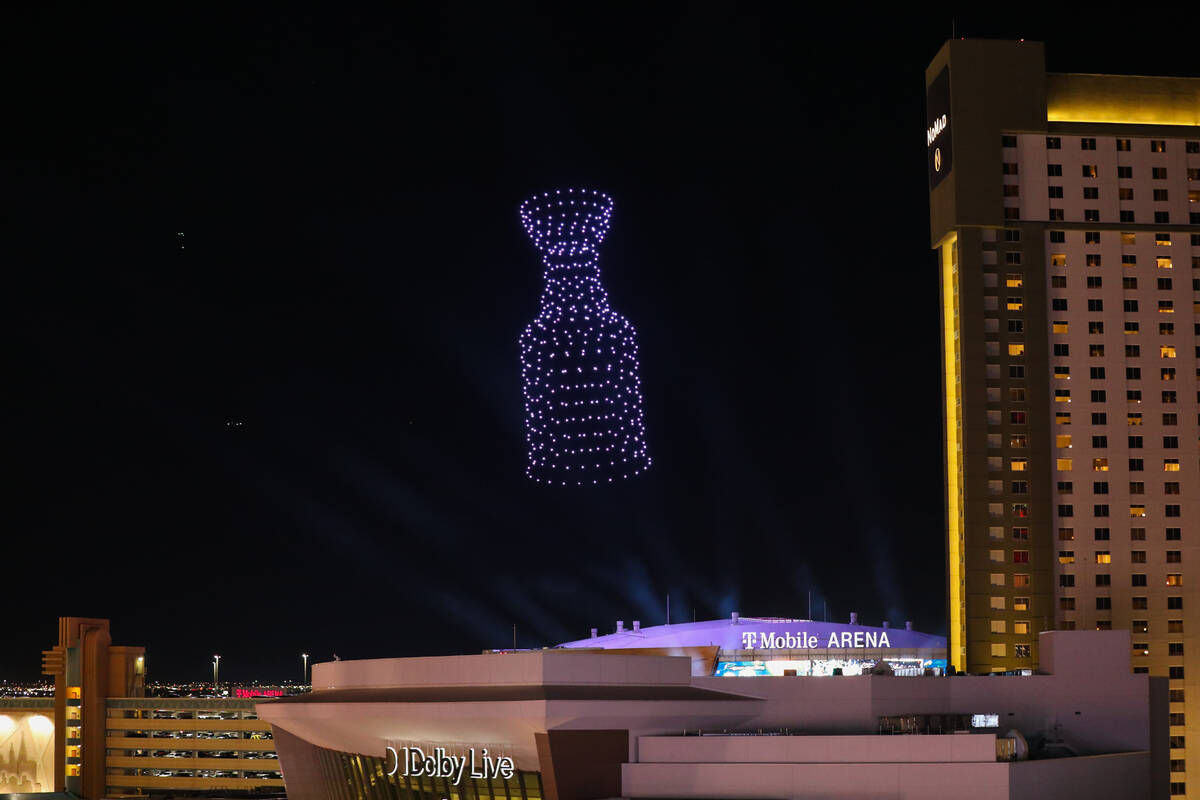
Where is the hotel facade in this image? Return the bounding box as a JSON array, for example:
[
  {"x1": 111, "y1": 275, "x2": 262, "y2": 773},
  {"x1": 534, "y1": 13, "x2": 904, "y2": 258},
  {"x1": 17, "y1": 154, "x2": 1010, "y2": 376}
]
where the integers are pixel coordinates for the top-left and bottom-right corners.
[{"x1": 928, "y1": 39, "x2": 1199, "y2": 794}]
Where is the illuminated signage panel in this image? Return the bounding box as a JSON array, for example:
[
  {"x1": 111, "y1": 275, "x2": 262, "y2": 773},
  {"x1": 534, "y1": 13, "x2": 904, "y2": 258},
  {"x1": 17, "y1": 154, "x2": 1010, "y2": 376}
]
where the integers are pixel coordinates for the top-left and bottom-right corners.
[{"x1": 927, "y1": 67, "x2": 953, "y2": 189}]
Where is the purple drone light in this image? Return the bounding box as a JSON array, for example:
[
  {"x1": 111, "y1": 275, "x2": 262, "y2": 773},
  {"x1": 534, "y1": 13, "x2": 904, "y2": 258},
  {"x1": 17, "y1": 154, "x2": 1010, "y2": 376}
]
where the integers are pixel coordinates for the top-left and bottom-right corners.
[{"x1": 518, "y1": 188, "x2": 651, "y2": 485}]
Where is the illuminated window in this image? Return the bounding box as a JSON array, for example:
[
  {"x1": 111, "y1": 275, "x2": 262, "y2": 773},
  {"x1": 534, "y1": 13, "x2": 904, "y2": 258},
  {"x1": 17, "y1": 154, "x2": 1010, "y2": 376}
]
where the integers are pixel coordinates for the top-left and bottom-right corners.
[
  {"x1": 1013, "y1": 574, "x2": 1030, "y2": 587},
  {"x1": 1058, "y1": 527, "x2": 1074, "y2": 541},
  {"x1": 1007, "y1": 297, "x2": 1023, "y2": 311},
  {"x1": 990, "y1": 573, "x2": 1006, "y2": 586},
  {"x1": 991, "y1": 619, "x2": 1007, "y2": 634},
  {"x1": 1050, "y1": 254, "x2": 1067, "y2": 266},
  {"x1": 1008, "y1": 343, "x2": 1025, "y2": 356},
  {"x1": 1059, "y1": 551, "x2": 1075, "y2": 564},
  {"x1": 1164, "y1": 460, "x2": 1180, "y2": 472},
  {"x1": 1158, "y1": 257, "x2": 1173, "y2": 269},
  {"x1": 1082, "y1": 164, "x2": 1098, "y2": 177},
  {"x1": 1056, "y1": 434, "x2": 1072, "y2": 448},
  {"x1": 989, "y1": 526, "x2": 1004, "y2": 540},
  {"x1": 1014, "y1": 621, "x2": 1030, "y2": 635},
  {"x1": 1093, "y1": 458, "x2": 1108, "y2": 472},
  {"x1": 1006, "y1": 273, "x2": 1023, "y2": 287},
  {"x1": 1162, "y1": 368, "x2": 1177, "y2": 381},
  {"x1": 1121, "y1": 232, "x2": 1136, "y2": 245},
  {"x1": 1128, "y1": 413, "x2": 1143, "y2": 426},
  {"x1": 1130, "y1": 505, "x2": 1146, "y2": 517},
  {"x1": 1125, "y1": 322, "x2": 1139, "y2": 335},
  {"x1": 1014, "y1": 597, "x2": 1030, "y2": 612},
  {"x1": 992, "y1": 643, "x2": 1007, "y2": 657},
  {"x1": 1057, "y1": 457, "x2": 1073, "y2": 471},
  {"x1": 1157, "y1": 233, "x2": 1172, "y2": 246},
  {"x1": 1168, "y1": 574, "x2": 1183, "y2": 587},
  {"x1": 1056, "y1": 412, "x2": 1071, "y2": 424},
  {"x1": 1010, "y1": 435, "x2": 1027, "y2": 448},
  {"x1": 1011, "y1": 458, "x2": 1028, "y2": 471},
  {"x1": 991, "y1": 596, "x2": 1006, "y2": 610}
]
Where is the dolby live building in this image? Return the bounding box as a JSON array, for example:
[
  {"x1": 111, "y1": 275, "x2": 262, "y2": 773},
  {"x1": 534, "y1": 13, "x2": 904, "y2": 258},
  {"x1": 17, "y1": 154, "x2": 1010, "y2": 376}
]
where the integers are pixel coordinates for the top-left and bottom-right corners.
[{"x1": 255, "y1": 615, "x2": 1168, "y2": 800}]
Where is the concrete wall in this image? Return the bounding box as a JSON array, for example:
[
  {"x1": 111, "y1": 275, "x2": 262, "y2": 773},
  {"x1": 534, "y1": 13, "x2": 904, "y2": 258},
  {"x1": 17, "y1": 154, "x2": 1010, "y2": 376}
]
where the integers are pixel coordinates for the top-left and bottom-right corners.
[{"x1": 311, "y1": 651, "x2": 692, "y2": 689}]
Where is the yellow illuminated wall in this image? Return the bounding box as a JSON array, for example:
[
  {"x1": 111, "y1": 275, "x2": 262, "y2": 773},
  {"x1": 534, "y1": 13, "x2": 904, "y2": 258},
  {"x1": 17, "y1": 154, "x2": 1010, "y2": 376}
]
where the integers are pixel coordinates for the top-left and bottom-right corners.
[
  {"x1": 0, "y1": 712, "x2": 55, "y2": 793},
  {"x1": 940, "y1": 233, "x2": 965, "y2": 672},
  {"x1": 1047, "y1": 73, "x2": 1200, "y2": 126}
]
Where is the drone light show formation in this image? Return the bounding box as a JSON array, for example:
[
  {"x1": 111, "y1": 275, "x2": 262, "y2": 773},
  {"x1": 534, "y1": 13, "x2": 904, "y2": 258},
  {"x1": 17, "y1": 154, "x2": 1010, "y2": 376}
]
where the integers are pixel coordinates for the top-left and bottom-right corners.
[{"x1": 518, "y1": 188, "x2": 651, "y2": 485}]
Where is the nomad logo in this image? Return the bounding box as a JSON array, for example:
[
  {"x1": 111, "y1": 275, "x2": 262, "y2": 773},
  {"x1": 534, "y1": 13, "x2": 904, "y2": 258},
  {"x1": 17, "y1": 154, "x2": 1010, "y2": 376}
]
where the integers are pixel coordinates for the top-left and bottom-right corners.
[
  {"x1": 385, "y1": 746, "x2": 515, "y2": 785},
  {"x1": 740, "y1": 630, "x2": 891, "y2": 649},
  {"x1": 926, "y1": 114, "x2": 948, "y2": 146}
]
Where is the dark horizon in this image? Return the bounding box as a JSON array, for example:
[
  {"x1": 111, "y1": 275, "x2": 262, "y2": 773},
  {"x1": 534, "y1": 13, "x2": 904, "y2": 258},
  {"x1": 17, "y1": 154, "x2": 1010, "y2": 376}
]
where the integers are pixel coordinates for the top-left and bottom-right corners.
[{"x1": 8, "y1": 6, "x2": 1200, "y2": 684}]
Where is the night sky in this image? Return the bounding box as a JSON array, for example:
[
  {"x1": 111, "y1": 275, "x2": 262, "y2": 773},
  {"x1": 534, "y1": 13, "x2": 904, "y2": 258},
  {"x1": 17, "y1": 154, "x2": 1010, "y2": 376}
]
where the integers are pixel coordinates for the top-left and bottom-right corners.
[{"x1": 7, "y1": 6, "x2": 1199, "y2": 683}]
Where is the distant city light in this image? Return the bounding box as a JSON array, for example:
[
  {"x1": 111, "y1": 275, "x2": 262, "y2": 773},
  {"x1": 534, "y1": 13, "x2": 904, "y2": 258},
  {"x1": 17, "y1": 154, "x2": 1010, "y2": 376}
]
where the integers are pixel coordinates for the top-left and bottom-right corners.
[{"x1": 518, "y1": 188, "x2": 651, "y2": 485}]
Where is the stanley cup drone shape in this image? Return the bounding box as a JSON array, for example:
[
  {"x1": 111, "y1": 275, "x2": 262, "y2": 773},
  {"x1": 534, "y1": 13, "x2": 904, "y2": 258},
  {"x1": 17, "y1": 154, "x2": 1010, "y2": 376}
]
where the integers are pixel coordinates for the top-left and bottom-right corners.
[{"x1": 519, "y1": 188, "x2": 651, "y2": 485}]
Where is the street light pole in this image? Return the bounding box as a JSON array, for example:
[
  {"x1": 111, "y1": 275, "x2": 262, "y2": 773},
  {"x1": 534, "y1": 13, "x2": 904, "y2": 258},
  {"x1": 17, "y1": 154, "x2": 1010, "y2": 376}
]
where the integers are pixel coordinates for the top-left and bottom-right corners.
[
  {"x1": 213, "y1": 654, "x2": 221, "y2": 691},
  {"x1": 301, "y1": 653, "x2": 309, "y2": 685}
]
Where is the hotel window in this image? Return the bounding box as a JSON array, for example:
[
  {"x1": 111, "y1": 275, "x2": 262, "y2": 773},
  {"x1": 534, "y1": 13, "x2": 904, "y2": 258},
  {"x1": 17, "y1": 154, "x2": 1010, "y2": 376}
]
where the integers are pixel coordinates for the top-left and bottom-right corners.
[
  {"x1": 1011, "y1": 458, "x2": 1028, "y2": 471},
  {"x1": 1050, "y1": 231, "x2": 1065, "y2": 244},
  {"x1": 1014, "y1": 597, "x2": 1030, "y2": 612},
  {"x1": 991, "y1": 619, "x2": 1007, "y2": 634},
  {"x1": 1161, "y1": 367, "x2": 1176, "y2": 380},
  {"x1": 1091, "y1": 369, "x2": 1107, "y2": 381},
  {"x1": 1097, "y1": 574, "x2": 1111, "y2": 587},
  {"x1": 1008, "y1": 297, "x2": 1024, "y2": 311},
  {"x1": 1001, "y1": 135, "x2": 1017, "y2": 148},
  {"x1": 1164, "y1": 459, "x2": 1180, "y2": 472},
  {"x1": 1119, "y1": 187, "x2": 1135, "y2": 200},
  {"x1": 1051, "y1": 275, "x2": 1067, "y2": 288},
  {"x1": 1091, "y1": 435, "x2": 1108, "y2": 447},
  {"x1": 1132, "y1": 551, "x2": 1147, "y2": 563},
  {"x1": 1088, "y1": 343, "x2": 1104, "y2": 356},
  {"x1": 1094, "y1": 527, "x2": 1109, "y2": 540},
  {"x1": 1056, "y1": 434, "x2": 1072, "y2": 448},
  {"x1": 1121, "y1": 210, "x2": 1136, "y2": 222},
  {"x1": 1056, "y1": 412, "x2": 1071, "y2": 424},
  {"x1": 1008, "y1": 343, "x2": 1025, "y2": 356},
  {"x1": 1161, "y1": 345, "x2": 1177, "y2": 358},
  {"x1": 1116, "y1": 138, "x2": 1131, "y2": 151},
  {"x1": 1006, "y1": 273, "x2": 1023, "y2": 288},
  {"x1": 1009, "y1": 365, "x2": 1024, "y2": 378},
  {"x1": 1081, "y1": 138, "x2": 1096, "y2": 151},
  {"x1": 1048, "y1": 185, "x2": 1063, "y2": 198},
  {"x1": 1159, "y1": 322, "x2": 1175, "y2": 336},
  {"x1": 1124, "y1": 299, "x2": 1139, "y2": 312},
  {"x1": 1162, "y1": 391, "x2": 1177, "y2": 403},
  {"x1": 1055, "y1": 385, "x2": 1071, "y2": 398},
  {"x1": 1133, "y1": 574, "x2": 1148, "y2": 586},
  {"x1": 989, "y1": 526, "x2": 1004, "y2": 539},
  {"x1": 1124, "y1": 276, "x2": 1138, "y2": 290},
  {"x1": 1151, "y1": 140, "x2": 1167, "y2": 152},
  {"x1": 1047, "y1": 164, "x2": 1063, "y2": 176},
  {"x1": 1014, "y1": 527, "x2": 1030, "y2": 540},
  {"x1": 1084, "y1": 187, "x2": 1099, "y2": 199},
  {"x1": 1154, "y1": 168, "x2": 1168, "y2": 179},
  {"x1": 1171, "y1": 667, "x2": 1185, "y2": 679},
  {"x1": 1050, "y1": 208, "x2": 1065, "y2": 221},
  {"x1": 1132, "y1": 528, "x2": 1146, "y2": 541},
  {"x1": 1047, "y1": 136, "x2": 1061, "y2": 149},
  {"x1": 1129, "y1": 435, "x2": 1144, "y2": 448},
  {"x1": 1169, "y1": 597, "x2": 1183, "y2": 609},
  {"x1": 1128, "y1": 389, "x2": 1142, "y2": 402},
  {"x1": 1013, "y1": 503, "x2": 1029, "y2": 518},
  {"x1": 1135, "y1": 642, "x2": 1150, "y2": 655},
  {"x1": 1155, "y1": 189, "x2": 1170, "y2": 201},
  {"x1": 1002, "y1": 162, "x2": 1019, "y2": 175},
  {"x1": 1130, "y1": 505, "x2": 1146, "y2": 517},
  {"x1": 1059, "y1": 551, "x2": 1075, "y2": 564},
  {"x1": 1008, "y1": 388, "x2": 1025, "y2": 402},
  {"x1": 990, "y1": 573, "x2": 1006, "y2": 586},
  {"x1": 1096, "y1": 597, "x2": 1112, "y2": 610},
  {"x1": 1011, "y1": 480, "x2": 1028, "y2": 494},
  {"x1": 1158, "y1": 277, "x2": 1173, "y2": 290},
  {"x1": 1157, "y1": 233, "x2": 1172, "y2": 246},
  {"x1": 1126, "y1": 344, "x2": 1140, "y2": 357},
  {"x1": 1085, "y1": 209, "x2": 1100, "y2": 222},
  {"x1": 1093, "y1": 458, "x2": 1109, "y2": 471},
  {"x1": 1135, "y1": 620, "x2": 1150, "y2": 633},
  {"x1": 1164, "y1": 436, "x2": 1179, "y2": 448},
  {"x1": 991, "y1": 596, "x2": 1006, "y2": 610},
  {"x1": 1059, "y1": 527, "x2": 1075, "y2": 541},
  {"x1": 1057, "y1": 480, "x2": 1072, "y2": 494},
  {"x1": 1014, "y1": 644, "x2": 1031, "y2": 659},
  {"x1": 1060, "y1": 596, "x2": 1075, "y2": 610},
  {"x1": 1168, "y1": 550, "x2": 1182, "y2": 562},
  {"x1": 1155, "y1": 211, "x2": 1171, "y2": 223},
  {"x1": 1168, "y1": 528, "x2": 1182, "y2": 541},
  {"x1": 1094, "y1": 481, "x2": 1109, "y2": 494},
  {"x1": 1014, "y1": 621, "x2": 1030, "y2": 636},
  {"x1": 1158, "y1": 300, "x2": 1174, "y2": 313},
  {"x1": 1095, "y1": 504, "x2": 1110, "y2": 517},
  {"x1": 1119, "y1": 166, "x2": 1134, "y2": 179},
  {"x1": 1013, "y1": 550, "x2": 1029, "y2": 563},
  {"x1": 1088, "y1": 321, "x2": 1104, "y2": 334},
  {"x1": 1011, "y1": 434, "x2": 1027, "y2": 448},
  {"x1": 1123, "y1": 254, "x2": 1137, "y2": 266},
  {"x1": 1189, "y1": 141, "x2": 1200, "y2": 153},
  {"x1": 1167, "y1": 505, "x2": 1182, "y2": 518},
  {"x1": 1003, "y1": 229, "x2": 1021, "y2": 242},
  {"x1": 991, "y1": 643, "x2": 1007, "y2": 657},
  {"x1": 1157, "y1": 256, "x2": 1173, "y2": 268},
  {"x1": 1134, "y1": 597, "x2": 1149, "y2": 609},
  {"x1": 1057, "y1": 457, "x2": 1073, "y2": 471},
  {"x1": 1088, "y1": 300, "x2": 1104, "y2": 313},
  {"x1": 1130, "y1": 458, "x2": 1144, "y2": 472},
  {"x1": 1050, "y1": 253, "x2": 1066, "y2": 266},
  {"x1": 1170, "y1": 621, "x2": 1184, "y2": 634},
  {"x1": 1125, "y1": 322, "x2": 1139, "y2": 334},
  {"x1": 1086, "y1": 277, "x2": 1102, "y2": 290},
  {"x1": 1096, "y1": 551, "x2": 1112, "y2": 564},
  {"x1": 1127, "y1": 367, "x2": 1142, "y2": 379},
  {"x1": 1082, "y1": 165, "x2": 1098, "y2": 178},
  {"x1": 1091, "y1": 412, "x2": 1107, "y2": 424},
  {"x1": 1129, "y1": 481, "x2": 1145, "y2": 494},
  {"x1": 1013, "y1": 574, "x2": 1030, "y2": 588}
]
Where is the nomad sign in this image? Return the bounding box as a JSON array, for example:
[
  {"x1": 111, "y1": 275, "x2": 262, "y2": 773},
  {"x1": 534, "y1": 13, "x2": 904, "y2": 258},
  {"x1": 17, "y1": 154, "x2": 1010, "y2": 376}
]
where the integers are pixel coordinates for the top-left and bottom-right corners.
[
  {"x1": 386, "y1": 746, "x2": 514, "y2": 785},
  {"x1": 741, "y1": 629, "x2": 891, "y2": 649},
  {"x1": 926, "y1": 66, "x2": 953, "y2": 189}
]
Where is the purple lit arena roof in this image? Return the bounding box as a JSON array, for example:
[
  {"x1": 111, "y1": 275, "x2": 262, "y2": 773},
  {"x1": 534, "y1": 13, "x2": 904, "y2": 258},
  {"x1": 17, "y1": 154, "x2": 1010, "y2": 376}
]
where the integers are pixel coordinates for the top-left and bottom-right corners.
[{"x1": 558, "y1": 617, "x2": 945, "y2": 652}]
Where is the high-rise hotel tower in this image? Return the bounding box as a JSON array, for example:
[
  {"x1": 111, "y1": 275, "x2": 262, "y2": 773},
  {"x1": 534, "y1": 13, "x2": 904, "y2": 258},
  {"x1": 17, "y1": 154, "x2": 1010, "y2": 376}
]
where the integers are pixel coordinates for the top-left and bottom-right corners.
[{"x1": 928, "y1": 39, "x2": 1198, "y2": 792}]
